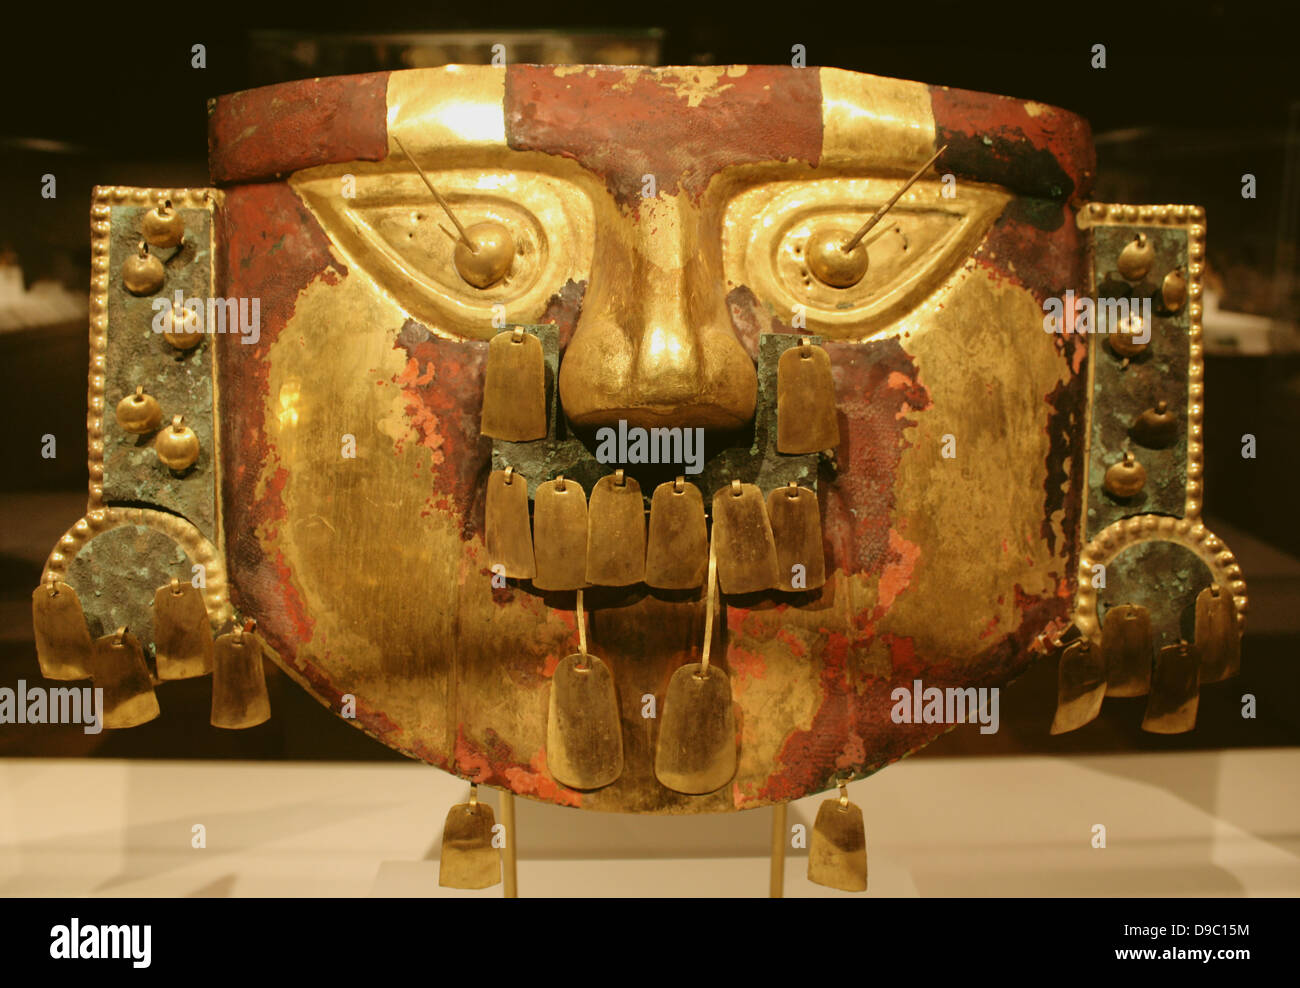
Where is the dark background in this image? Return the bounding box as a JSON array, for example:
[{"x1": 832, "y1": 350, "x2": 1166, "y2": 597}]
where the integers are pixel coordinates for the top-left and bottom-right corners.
[{"x1": 0, "y1": 0, "x2": 1296, "y2": 762}]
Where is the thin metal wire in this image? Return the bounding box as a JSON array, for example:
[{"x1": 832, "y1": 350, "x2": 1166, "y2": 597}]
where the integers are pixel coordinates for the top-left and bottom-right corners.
[
  {"x1": 842, "y1": 144, "x2": 948, "y2": 252},
  {"x1": 392, "y1": 134, "x2": 477, "y2": 253},
  {"x1": 700, "y1": 537, "x2": 718, "y2": 676}
]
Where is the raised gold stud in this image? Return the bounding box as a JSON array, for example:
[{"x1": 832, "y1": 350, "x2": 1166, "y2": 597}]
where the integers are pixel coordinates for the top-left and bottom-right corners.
[
  {"x1": 115, "y1": 386, "x2": 163, "y2": 434},
  {"x1": 156, "y1": 415, "x2": 199, "y2": 471},
  {"x1": 122, "y1": 240, "x2": 164, "y2": 295}
]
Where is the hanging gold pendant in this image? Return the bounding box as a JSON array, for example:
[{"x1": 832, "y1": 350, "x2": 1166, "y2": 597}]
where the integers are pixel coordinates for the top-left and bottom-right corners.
[
  {"x1": 31, "y1": 578, "x2": 93, "y2": 680},
  {"x1": 1195, "y1": 585, "x2": 1240, "y2": 683},
  {"x1": 532, "y1": 476, "x2": 587, "y2": 591},
  {"x1": 439, "y1": 785, "x2": 501, "y2": 889},
  {"x1": 153, "y1": 579, "x2": 214, "y2": 680},
  {"x1": 766, "y1": 482, "x2": 825, "y2": 592},
  {"x1": 211, "y1": 623, "x2": 272, "y2": 729},
  {"x1": 547, "y1": 652, "x2": 624, "y2": 790},
  {"x1": 1142, "y1": 641, "x2": 1200, "y2": 734},
  {"x1": 481, "y1": 327, "x2": 546, "y2": 441},
  {"x1": 91, "y1": 628, "x2": 160, "y2": 729},
  {"x1": 645, "y1": 477, "x2": 708, "y2": 589},
  {"x1": 655, "y1": 663, "x2": 736, "y2": 795},
  {"x1": 586, "y1": 470, "x2": 646, "y2": 586},
  {"x1": 1101, "y1": 604, "x2": 1152, "y2": 697},
  {"x1": 1049, "y1": 638, "x2": 1106, "y2": 734},
  {"x1": 808, "y1": 781, "x2": 868, "y2": 892},
  {"x1": 711, "y1": 480, "x2": 778, "y2": 594},
  {"x1": 485, "y1": 467, "x2": 535, "y2": 580},
  {"x1": 777, "y1": 338, "x2": 839, "y2": 454}
]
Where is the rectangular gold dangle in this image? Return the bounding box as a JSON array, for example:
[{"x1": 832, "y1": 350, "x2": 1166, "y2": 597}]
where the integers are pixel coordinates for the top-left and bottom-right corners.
[
  {"x1": 777, "y1": 339, "x2": 840, "y2": 454},
  {"x1": 645, "y1": 478, "x2": 708, "y2": 589},
  {"x1": 711, "y1": 480, "x2": 778, "y2": 594},
  {"x1": 547, "y1": 652, "x2": 624, "y2": 790},
  {"x1": 91, "y1": 629, "x2": 160, "y2": 729},
  {"x1": 31, "y1": 580, "x2": 93, "y2": 680},
  {"x1": 532, "y1": 476, "x2": 587, "y2": 591},
  {"x1": 1195, "y1": 585, "x2": 1240, "y2": 683},
  {"x1": 808, "y1": 795, "x2": 868, "y2": 892},
  {"x1": 481, "y1": 328, "x2": 546, "y2": 441},
  {"x1": 585, "y1": 471, "x2": 646, "y2": 586},
  {"x1": 654, "y1": 663, "x2": 736, "y2": 795},
  {"x1": 1101, "y1": 604, "x2": 1152, "y2": 697},
  {"x1": 153, "y1": 580, "x2": 214, "y2": 680},
  {"x1": 438, "y1": 794, "x2": 501, "y2": 889},
  {"x1": 485, "y1": 467, "x2": 535, "y2": 580},
  {"x1": 1142, "y1": 641, "x2": 1200, "y2": 734},
  {"x1": 1049, "y1": 639, "x2": 1105, "y2": 734},
  {"x1": 211, "y1": 626, "x2": 272, "y2": 729},
  {"x1": 766, "y1": 482, "x2": 825, "y2": 591}
]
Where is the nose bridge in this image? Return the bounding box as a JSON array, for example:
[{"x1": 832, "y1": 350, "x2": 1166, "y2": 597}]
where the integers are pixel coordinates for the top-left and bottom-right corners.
[{"x1": 629, "y1": 196, "x2": 702, "y2": 401}]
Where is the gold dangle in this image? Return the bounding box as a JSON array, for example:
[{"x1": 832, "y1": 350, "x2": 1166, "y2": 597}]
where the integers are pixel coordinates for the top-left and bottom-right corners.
[
  {"x1": 645, "y1": 476, "x2": 708, "y2": 589},
  {"x1": 153, "y1": 578, "x2": 214, "y2": 680},
  {"x1": 585, "y1": 469, "x2": 646, "y2": 587},
  {"x1": 1049, "y1": 636, "x2": 1105, "y2": 734},
  {"x1": 776, "y1": 337, "x2": 839, "y2": 454},
  {"x1": 1142, "y1": 641, "x2": 1200, "y2": 734},
  {"x1": 767, "y1": 481, "x2": 825, "y2": 592},
  {"x1": 438, "y1": 784, "x2": 501, "y2": 889},
  {"x1": 31, "y1": 576, "x2": 93, "y2": 680},
  {"x1": 654, "y1": 539, "x2": 737, "y2": 795},
  {"x1": 1101, "y1": 604, "x2": 1152, "y2": 697},
  {"x1": 532, "y1": 475, "x2": 587, "y2": 591},
  {"x1": 1195, "y1": 585, "x2": 1240, "y2": 683},
  {"x1": 808, "y1": 778, "x2": 868, "y2": 893},
  {"x1": 485, "y1": 466, "x2": 535, "y2": 580},
  {"x1": 211, "y1": 621, "x2": 272, "y2": 730},
  {"x1": 480, "y1": 327, "x2": 546, "y2": 442},
  {"x1": 91, "y1": 627, "x2": 160, "y2": 729},
  {"x1": 547, "y1": 589, "x2": 623, "y2": 790},
  {"x1": 711, "y1": 479, "x2": 778, "y2": 594}
]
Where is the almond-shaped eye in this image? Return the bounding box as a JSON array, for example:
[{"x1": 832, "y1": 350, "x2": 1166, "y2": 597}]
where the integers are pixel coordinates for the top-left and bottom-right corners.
[{"x1": 723, "y1": 177, "x2": 1011, "y2": 340}]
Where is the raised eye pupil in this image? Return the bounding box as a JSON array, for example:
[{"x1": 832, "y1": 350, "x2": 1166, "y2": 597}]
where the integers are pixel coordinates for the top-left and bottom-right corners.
[
  {"x1": 806, "y1": 227, "x2": 869, "y2": 288},
  {"x1": 454, "y1": 221, "x2": 515, "y2": 289}
]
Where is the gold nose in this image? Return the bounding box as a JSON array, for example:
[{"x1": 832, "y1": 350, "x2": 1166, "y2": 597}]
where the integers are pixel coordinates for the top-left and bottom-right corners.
[{"x1": 558, "y1": 199, "x2": 756, "y2": 430}]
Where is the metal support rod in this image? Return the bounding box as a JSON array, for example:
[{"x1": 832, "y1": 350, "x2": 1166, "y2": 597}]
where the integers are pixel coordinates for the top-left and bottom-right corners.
[
  {"x1": 770, "y1": 803, "x2": 787, "y2": 898},
  {"x1": 502, "y1": 790, "x2": 518, "y2": 898}
]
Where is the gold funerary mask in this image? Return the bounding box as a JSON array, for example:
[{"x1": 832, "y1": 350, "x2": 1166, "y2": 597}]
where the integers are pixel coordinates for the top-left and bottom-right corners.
[{"x1": 38, "y1": 65, "x2": 1245, "y2": 815}]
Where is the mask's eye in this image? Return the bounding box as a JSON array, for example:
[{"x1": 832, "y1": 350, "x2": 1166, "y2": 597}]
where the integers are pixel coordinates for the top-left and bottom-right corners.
[
  {"x1": 723, "y1": 178, "x2": 1011, "y2": 340},
  {"x1": 290, "y1": 165, "x2": 593, "y2": 340}
]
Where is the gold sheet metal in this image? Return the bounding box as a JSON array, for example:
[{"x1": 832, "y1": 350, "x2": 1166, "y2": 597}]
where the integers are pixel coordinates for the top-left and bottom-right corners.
[
  {"x1": 211, "y1": 628, "x2": 272, "y2": 730},
  {"x1": 654, "y1": 662, "x2": 736, "y2": 795},
  {"x1": 31, "y1": 580, "x2": 93, "y2": 681},
  {"x1": 532, "y1": 477, "x2": 588, "y2": 591},
  {"x1": 586, "y1": 472, "x2": 646, "y2": 586},
  {"x1": 711, "y1": 481, "x2": 778, "y2": 594},
  {"x1": 1142, "y1": 642, "x2": 1200, "y2": 734},
  {"x1": 439, "y1": 795, "x2": 501, "y2": 889},
  {"x1": 91, "y1": 629, "x2": 160, "y2": 729},
  {"x1": 1049, "y1": 639, "x2": 1105, "y2": 735},
  {"x1": 1196, "y1": 585, "x2": 1241, "y2": 683},
  {"x1": 766, "y1": 483, "x2": 825, "y2": 591},
  {"x1": 485, "y1": 468, "x2": 536, "y2": 579},
  {"x1": 153, "y1": 581, "x2": 214, "y2": 680},
  {"x1": 807, "y1": 793, "x2": 868, "y2": 892},
  {"x1": 480, "y1": 329, "x2": 546, "y2": 441},
  {"x1": 547, "y1": 652, "x2": 624, "y2": 790},
  {"x1": 645, "y1": 479, "x2": 708, "y2": 589},
  {"x1": 776, "y1": 342, "x2": 839, "y2": 454},
  {"x1": 1101, "y1": 604, "x2": 1152, "y2": 697}
]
